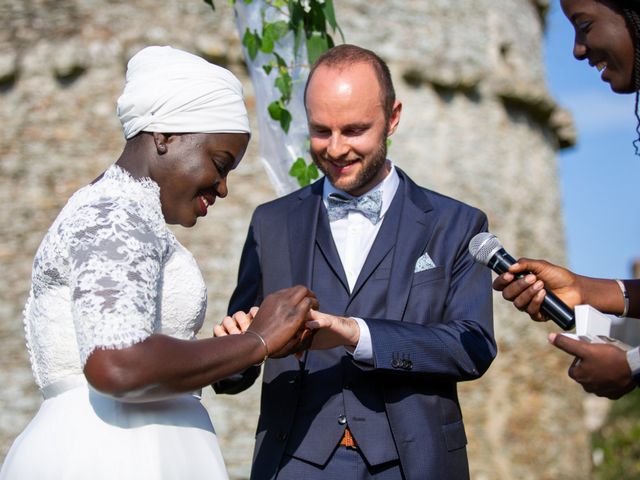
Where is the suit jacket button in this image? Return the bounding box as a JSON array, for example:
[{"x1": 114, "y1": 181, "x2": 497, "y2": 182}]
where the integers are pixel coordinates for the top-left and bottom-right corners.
[
  {"x1": 391, "y1": 359, "x2": 400, "y2": 368},
  {"x1": 404, "y1": 360, "x2": 413, "y2": 370},
  {"x1": 338, "y1": 414, "x2": 347, "y2": 425},
  {"x1": 276, "y1": 431, "x2": 287, "y2": 441}
]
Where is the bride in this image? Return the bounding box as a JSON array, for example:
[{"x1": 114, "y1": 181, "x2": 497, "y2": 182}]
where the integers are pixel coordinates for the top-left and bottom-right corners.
[{"x1": 0, "y1": 46, "x2": 317, "y2": 479}]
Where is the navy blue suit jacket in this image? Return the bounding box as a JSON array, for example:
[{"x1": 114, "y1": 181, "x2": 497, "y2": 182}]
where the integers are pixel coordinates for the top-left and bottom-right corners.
[{"x1": 215, "y1": 168, "x2": 496, "y2": 479}]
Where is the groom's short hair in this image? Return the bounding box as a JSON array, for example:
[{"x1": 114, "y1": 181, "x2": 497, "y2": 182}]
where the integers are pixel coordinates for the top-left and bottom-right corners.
[{"x1": 304, "y1": 44, "x2": 396, "y2": 121}]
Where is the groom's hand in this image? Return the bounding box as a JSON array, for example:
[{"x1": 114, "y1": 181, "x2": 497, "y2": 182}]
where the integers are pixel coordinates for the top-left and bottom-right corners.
[
  {"x1": 306, "y1": 310, "x2": 360, "y2": 350},
  {"x1": 214, "y1": 306, "x2": 259, "y2": 337}
]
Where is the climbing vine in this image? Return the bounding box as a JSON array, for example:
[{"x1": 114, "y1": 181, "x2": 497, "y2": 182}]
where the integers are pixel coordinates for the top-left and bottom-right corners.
[{"x1": 205, "y1": 0, "x2": 343, "y2": 186}]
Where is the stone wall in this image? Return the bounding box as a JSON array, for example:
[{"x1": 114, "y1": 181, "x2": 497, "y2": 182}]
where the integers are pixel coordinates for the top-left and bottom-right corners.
[{"x1": 0, "y1": 1, "x2": 589, "y2": 479}]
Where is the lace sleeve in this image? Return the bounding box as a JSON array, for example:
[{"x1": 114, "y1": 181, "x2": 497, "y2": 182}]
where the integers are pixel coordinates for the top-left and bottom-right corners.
[{"x1": 67, "y1": 198, "x2": 166, "y2": 366}]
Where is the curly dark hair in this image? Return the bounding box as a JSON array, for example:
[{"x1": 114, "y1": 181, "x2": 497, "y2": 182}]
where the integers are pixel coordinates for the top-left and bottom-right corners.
[{"x1": 620, "y1": 1, "x2": 640, "y2": 152}]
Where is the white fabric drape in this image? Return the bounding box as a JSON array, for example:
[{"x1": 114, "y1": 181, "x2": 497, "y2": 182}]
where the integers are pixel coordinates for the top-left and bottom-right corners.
[{"x1": 234, "y1": 2, "x2": 312, "y2": 196}]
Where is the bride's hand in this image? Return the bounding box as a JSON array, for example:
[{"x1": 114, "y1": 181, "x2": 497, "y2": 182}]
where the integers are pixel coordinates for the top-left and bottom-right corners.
[
  {"x1": 213, "y1": 306, "x2": 259, "y2": 337},
  {"x1": 269, "y1": 327, "x2": 316, "y2": 358}
]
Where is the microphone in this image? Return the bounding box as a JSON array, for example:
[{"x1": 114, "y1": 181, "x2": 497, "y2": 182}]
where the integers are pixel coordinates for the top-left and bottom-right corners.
[{"x1": 468, "y1": 232, "x2": 575, "y2": 331}]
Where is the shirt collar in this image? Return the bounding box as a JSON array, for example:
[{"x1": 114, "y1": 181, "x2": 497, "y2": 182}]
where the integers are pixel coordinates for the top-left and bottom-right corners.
[{"x1": 322, "y1": 160, "x2": 399, "y2": 219}]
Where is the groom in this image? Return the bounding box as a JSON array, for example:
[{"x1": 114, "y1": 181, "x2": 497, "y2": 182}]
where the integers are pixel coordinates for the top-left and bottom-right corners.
[{"x1": 215, "y1": 44, "x2": 496, "y2": 479}]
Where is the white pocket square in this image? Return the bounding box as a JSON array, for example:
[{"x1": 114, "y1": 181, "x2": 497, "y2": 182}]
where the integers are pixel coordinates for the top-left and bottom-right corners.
[{"x1": 414, "y1": 252, "x2": 436, "y2": 273}]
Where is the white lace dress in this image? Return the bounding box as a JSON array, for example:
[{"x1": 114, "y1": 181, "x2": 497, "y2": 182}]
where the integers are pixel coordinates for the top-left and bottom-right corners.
[{"x1": 0, "y1": 165, "x2": 228, "y2": 479}]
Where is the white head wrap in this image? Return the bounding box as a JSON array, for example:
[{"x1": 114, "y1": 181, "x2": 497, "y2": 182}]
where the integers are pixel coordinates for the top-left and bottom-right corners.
[{"x1": 117, "y1": 46, "x2": 250, "y2": 139}]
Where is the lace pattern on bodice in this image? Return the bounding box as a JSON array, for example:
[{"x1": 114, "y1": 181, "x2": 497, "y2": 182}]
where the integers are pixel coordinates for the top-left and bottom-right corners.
[{"x1": 24, "y1": 165, "x2": 207, "y2": 388}]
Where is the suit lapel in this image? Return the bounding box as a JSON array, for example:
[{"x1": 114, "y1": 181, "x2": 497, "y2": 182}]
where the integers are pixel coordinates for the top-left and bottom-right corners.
[
  {"x1": 288, "y1": 182, "x2": 322, "y2": 288},
  {"x1": 384, "y1": 170, "x2": 436, "y2": 321},
  {"x1": 287, "y1": 179, "x2": 349, "y2": 292},
  {"x1": 315, "y1": 209, "x2": 350, "y2": 292}
]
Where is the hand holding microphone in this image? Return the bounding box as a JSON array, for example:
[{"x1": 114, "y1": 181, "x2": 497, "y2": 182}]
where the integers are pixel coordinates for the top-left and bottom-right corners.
[{"x1": 468, "y1": 232, "x2": 576, "y2": 330}]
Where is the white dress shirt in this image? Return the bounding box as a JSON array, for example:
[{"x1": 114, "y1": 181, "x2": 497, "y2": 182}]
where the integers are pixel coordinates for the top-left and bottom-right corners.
[{"x1": 322, "y1": 161, "x2": 400, "y2": 363}]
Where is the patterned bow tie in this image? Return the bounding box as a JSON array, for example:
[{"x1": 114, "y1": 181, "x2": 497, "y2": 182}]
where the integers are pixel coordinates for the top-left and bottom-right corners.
[{"x1": 326, "y1": 190, "x2": 383, "y2": 225}]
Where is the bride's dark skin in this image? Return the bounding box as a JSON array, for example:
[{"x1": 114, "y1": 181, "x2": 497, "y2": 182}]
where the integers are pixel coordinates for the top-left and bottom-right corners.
[{"x1": 84, "y1": 130, "x2": 318, "y2": 402}]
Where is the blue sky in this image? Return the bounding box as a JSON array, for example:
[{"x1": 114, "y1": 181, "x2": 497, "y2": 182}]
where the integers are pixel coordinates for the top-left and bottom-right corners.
[{"x1": 545, "y1": 3, "x2": 640, "y2": 279}]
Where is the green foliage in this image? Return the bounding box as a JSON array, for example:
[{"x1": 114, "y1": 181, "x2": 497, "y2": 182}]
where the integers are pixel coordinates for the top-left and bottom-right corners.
[
  {"x1": 263, "y1": 20, "x2": 289, "y2": 52},
  {"x1": 591, "y1": 389, "x2": 640, "y2": 479},
  {"x1": 305, "y1": 32, "x2": 329, "y2": 65},
  {"x1": 267, "y1": 100, "x2": 292, "y2": 132},
  {"x1": 289, "y1": 157, "x2": 319, "y2": 186},
  {"x1": 242, "y1": 29, "x2": 261, "y2": 60},
  {"x1": 205, "y1": 0, "x2": 343, "y2": 187}
]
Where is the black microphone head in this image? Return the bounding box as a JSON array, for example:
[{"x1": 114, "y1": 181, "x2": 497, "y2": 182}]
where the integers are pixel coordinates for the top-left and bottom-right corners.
[{"x1": 468, "y1": 232, "x2": 503, "y2": 265}]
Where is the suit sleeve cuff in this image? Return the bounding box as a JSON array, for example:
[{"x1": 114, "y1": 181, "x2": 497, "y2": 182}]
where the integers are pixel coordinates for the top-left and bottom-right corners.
[
  {"x1": 626, "y1": 346, "x2": 640, "y2": 385},
  {"x1": 346, "y1": 317, "x2": 374, "y2": 365}
]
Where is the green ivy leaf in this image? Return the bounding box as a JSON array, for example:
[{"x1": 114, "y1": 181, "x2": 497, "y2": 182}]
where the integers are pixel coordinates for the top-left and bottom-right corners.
[
  {"x1": 289, "y1": 158, "x2": 319, "y2": 186},
  {"x1": 289, "y1": 1, "x2": 304, "y2": 28},
  {"x1": 279, "y1": 107, "x2": 292, "y2": 132},
  {"x1": 306, "y1": 33, "x2": 328, "y2": 65},
  {"x1": 263, "y1": 64, "x2": 273, "y2": 75},
  {"x1": 322, "y1": 0, "x2": 345, "y2": 41},
  {"x1": 323, "y1": 0, "x2": 337, "y2": 29},
  {"x1": 289, "y1": 157, "x2": 307, "y2": 177},
  {"x1": 308, "y1": 2, "x2": 326, "y2": 32},
  {"x1": 307, "y1": 162, "x2": 319, "y2": 180},
  {"x1": 243, "y1": 29, "x2": 261, "y2": 60},
  {"x1": 273, "y1": 52, "x2": 287, "y2": 69},
  {"x1": 264, "y1": 20, "x2": 289, "y2": 42},
  {"x1": 260, "y1": 21, "x2": 286, "y2": 54},
  {"x1": 261, "y1": 34, "x2": 275, "y2": 54},
  {"x1": 293, "y1": 19, "x2": 305, "y2": 56},
  {"x1": 269, "y1": 101, "x2": 292, "y2": 132},
  {"x1": 268, "y1": 100, "x2": 282, "y2": 120},
  {"x1": 204, "y1": 0, "x2": 215, "y2": 10},
  {"x1": 275, "y1": 73, "x2": 292, "y2": 102}
]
